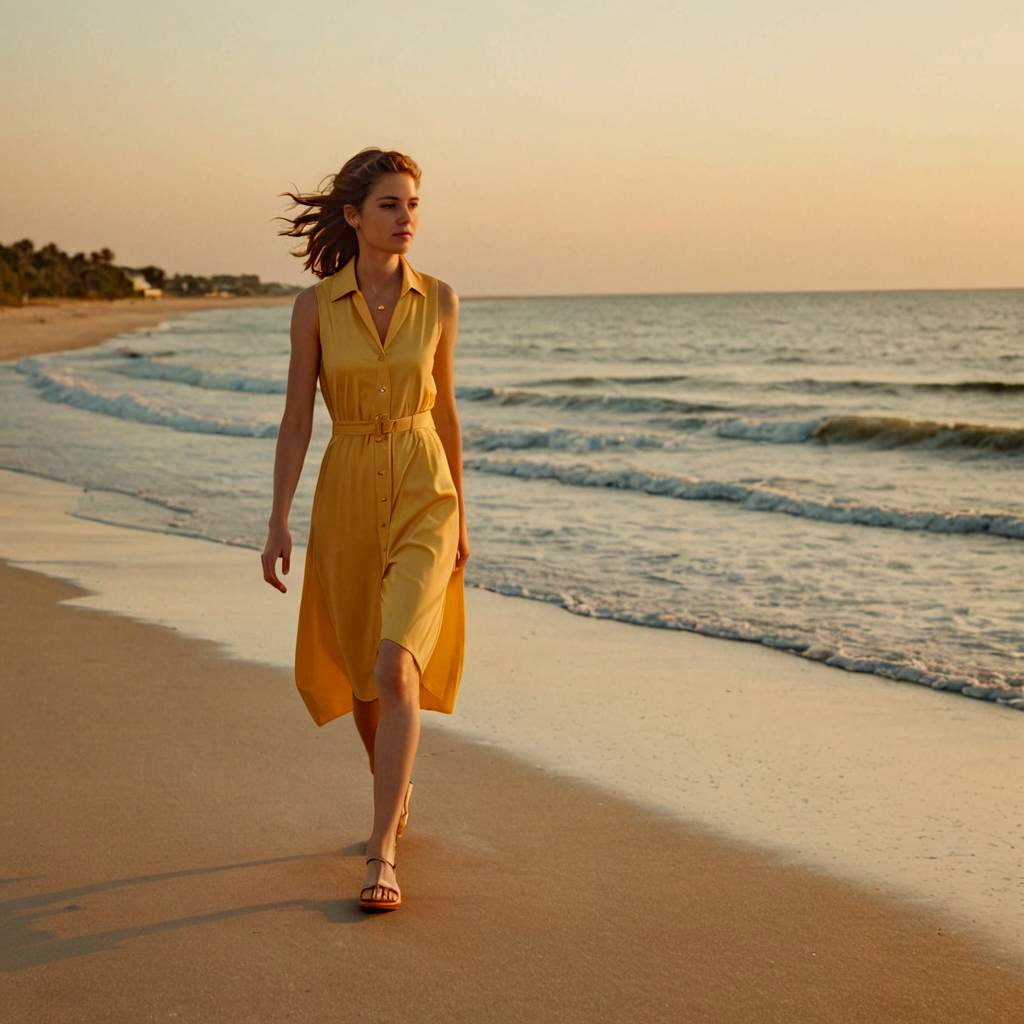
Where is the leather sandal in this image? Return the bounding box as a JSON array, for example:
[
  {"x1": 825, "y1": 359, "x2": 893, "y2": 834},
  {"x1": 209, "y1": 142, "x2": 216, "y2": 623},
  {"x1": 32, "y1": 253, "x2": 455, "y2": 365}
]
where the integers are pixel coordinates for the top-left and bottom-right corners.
[
  {"x1": 396, "y1": 780, "x2": 414, "y2": 839},
  {"x1": 359, "y1": 856, "x2": 401, "y2": 912}
]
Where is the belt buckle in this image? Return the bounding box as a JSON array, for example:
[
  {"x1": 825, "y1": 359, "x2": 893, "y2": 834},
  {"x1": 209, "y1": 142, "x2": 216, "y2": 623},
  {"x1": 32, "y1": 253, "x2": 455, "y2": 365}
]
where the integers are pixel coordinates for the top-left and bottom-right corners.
[{"x1": 374, "y1": 414, "x2": 387, "y2": 438}]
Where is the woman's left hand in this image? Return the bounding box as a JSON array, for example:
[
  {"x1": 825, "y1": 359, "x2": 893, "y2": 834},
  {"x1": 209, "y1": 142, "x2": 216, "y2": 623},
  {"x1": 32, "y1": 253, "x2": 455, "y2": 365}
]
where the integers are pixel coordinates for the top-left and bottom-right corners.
[{"x1": 455, "y1": 530, "x2": 471, "y2": 571}]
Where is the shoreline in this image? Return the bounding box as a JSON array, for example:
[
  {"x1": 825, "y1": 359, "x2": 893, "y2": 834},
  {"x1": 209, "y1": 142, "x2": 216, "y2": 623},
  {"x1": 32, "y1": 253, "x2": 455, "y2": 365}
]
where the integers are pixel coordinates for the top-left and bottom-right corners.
[
  {"x1": 2, "y1": 559, "x2": 1022, "y2": 1023},
  {"x1": 2, "y1": 466, "x2": 1023, "y2": 966},
  {"x1": 0, "y1": 294, "x2": 296, "y2": 363}
]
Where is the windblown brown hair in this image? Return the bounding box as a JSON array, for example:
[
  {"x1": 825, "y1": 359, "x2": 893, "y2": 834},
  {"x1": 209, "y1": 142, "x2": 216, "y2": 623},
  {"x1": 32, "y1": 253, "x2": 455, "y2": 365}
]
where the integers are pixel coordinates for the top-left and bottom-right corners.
[{"x1": 276, "y1": 148, "x2": 422, "y2": 280}]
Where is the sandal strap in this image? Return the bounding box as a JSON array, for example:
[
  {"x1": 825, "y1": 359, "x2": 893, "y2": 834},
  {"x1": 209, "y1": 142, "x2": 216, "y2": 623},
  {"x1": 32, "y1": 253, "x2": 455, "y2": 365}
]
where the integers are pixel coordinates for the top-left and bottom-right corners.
[
  {"x1": 360, "y1": 884, "x2": 399, "y2": 897},
  {"x1": 365, "y1": 856, "x2": 396, "y2": 869}
]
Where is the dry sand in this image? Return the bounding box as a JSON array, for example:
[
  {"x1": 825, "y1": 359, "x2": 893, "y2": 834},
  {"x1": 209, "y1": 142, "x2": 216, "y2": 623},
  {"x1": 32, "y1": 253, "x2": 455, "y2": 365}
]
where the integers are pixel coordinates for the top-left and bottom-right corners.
[
  {"x1": 0, "y1": 295, "x2": 295, "y2": 363},
  {"x1": 2, "y1": 560, "x2": 1023, "y2": 1023}
]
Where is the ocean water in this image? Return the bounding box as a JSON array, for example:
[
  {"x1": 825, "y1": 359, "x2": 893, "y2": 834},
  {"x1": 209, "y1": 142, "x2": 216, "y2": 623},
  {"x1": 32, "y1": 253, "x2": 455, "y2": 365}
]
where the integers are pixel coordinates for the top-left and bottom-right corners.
[{"x1": 2, "y1": 288, "x2": 1022, "y2": 710}]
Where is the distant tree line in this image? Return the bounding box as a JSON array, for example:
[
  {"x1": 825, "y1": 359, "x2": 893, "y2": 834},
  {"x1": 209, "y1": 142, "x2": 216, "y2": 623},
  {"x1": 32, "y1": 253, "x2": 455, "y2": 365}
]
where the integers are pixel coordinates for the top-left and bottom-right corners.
[
  {"x1": 1, "y1": 240, "x2": 133, "y2": 304},
  {"x1": 1, "y1": 238, "x2": 298, "y2": 306}
]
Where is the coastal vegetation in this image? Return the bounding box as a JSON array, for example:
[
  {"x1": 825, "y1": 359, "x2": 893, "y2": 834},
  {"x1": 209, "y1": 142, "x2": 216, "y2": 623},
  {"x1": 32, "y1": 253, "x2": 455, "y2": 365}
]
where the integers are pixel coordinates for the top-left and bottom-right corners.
[{"x1": 0, "y1": 238, "x2": 298, "y2": 306}]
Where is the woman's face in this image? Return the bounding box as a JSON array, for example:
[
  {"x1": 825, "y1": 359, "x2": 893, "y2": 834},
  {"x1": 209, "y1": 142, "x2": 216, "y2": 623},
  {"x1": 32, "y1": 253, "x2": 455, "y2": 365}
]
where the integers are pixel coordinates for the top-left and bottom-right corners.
[{"x1": 347, "y1": 173, "x2": 419, "y2": 254}]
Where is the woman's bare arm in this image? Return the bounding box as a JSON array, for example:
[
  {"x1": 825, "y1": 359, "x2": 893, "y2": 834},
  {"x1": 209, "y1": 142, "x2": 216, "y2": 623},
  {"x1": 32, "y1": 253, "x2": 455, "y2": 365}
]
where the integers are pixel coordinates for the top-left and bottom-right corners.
[
  {"x1": 262, "y1": 285, "x2": 320, "y2": 592},
  {"x1": 431, "y1": 279, "x2": 470, "y2": 570}
]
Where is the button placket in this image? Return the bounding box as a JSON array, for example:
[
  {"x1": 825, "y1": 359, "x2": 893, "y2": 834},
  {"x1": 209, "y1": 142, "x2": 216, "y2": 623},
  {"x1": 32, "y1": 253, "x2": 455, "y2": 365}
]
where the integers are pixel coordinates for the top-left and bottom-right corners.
[{"x1": 375, "y1": 353, "x2": 392, "y2": 545}]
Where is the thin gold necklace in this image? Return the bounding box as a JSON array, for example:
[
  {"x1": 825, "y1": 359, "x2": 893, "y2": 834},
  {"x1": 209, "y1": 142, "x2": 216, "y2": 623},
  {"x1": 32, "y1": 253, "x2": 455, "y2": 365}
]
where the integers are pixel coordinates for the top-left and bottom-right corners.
[{"x1": 359, "y1": 264, "x2": 395, "y2": 312}]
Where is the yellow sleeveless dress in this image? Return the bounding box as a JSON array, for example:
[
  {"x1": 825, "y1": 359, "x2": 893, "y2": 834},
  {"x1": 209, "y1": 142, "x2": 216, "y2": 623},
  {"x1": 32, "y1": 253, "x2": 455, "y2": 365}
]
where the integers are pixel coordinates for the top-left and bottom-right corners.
[{"x1": 294, "y1": 254, "x2": 465, "y2": 726}]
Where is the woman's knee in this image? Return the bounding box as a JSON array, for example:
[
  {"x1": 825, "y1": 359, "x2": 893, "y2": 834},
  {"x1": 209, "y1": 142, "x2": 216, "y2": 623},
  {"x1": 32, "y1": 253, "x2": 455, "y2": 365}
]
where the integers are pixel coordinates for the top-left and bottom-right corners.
[{"x1": 375, "y1": 638, "x2": 420, "y2": 704}]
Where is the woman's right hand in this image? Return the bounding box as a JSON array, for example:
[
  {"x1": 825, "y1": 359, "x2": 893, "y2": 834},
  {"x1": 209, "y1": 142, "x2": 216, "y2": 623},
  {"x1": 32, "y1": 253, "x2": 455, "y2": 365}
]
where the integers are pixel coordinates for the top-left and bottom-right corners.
[{"x1": 262, "y1": 524, "x2": 292, "y2": 593}]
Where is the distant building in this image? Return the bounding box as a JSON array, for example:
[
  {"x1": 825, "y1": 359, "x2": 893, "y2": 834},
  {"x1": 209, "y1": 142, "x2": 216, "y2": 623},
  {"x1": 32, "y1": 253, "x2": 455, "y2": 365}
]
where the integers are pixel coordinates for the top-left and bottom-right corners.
[{"x1": 127, "y1": 272, "x2": 162, "y2": 299}]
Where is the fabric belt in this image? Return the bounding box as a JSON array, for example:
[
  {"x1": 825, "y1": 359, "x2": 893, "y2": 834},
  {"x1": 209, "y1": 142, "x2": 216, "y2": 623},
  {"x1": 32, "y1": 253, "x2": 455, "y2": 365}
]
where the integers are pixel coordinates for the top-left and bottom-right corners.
[{"x1": 332, "y1": 410, "x2": 435, "y2": 439}]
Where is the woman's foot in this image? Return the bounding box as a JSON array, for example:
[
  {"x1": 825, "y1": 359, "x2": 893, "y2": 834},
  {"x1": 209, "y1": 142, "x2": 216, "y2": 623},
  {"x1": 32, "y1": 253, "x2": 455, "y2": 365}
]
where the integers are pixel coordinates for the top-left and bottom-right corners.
[{"x1": 359, "y1": 849, "x2": 400, "y2": 910}]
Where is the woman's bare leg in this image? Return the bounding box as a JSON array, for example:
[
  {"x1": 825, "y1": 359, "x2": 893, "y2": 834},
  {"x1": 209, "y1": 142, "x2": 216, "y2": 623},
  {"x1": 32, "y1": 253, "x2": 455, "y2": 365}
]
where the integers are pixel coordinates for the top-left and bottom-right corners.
[
  {"x1": 360, "y1": 638, "x2": 421, "y2": 904},
  {"x1": 351, "y1": 694, "x2": 380, "y2": 774},
  {"x1": 352, "y1": 688, "x2": 412, "y2": 840}
]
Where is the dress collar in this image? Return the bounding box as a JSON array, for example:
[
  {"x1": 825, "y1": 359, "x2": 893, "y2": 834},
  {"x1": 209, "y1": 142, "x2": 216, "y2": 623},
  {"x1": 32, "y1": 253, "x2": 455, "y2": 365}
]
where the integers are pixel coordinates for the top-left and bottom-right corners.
[{"x1": 327, "y1": 253, "x2": 426, "y2": 302}]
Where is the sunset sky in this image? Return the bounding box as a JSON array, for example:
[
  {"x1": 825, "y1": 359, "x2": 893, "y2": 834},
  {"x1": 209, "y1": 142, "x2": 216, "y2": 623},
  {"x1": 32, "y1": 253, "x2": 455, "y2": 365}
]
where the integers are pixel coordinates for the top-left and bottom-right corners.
[{"x1": 2, "y1": 1, "x2": 1021, "y2": 296}]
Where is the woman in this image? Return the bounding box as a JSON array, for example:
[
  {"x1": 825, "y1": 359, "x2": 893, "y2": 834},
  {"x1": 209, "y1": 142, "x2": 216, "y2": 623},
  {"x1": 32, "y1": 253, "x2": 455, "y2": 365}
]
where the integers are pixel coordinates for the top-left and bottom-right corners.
[{"x1": 261, "y1": 147, "x2": 470, "y2": 913}]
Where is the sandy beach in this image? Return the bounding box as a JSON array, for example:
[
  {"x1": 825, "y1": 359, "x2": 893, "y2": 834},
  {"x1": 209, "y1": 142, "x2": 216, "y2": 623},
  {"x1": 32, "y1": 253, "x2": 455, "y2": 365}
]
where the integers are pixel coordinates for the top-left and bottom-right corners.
[
  {"x1": 2, "y1": 560, "x2": 1023, "y2": 1023},
  {"x1": 2, "y1": 315, "x2": 1023, "y2": 1022},
  {"x1": 0, "y1": 295, "x2": 295, "y2": 364}
]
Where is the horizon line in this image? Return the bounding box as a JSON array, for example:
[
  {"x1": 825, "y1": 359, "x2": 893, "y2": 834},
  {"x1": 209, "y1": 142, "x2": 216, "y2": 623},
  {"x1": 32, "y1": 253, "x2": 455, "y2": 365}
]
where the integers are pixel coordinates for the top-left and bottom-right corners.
[{"x1": 449, "y1": 284, "x2": 1024, "y2": 301}]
